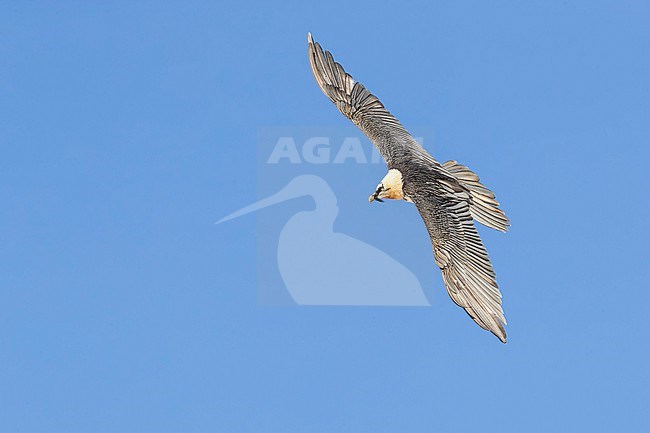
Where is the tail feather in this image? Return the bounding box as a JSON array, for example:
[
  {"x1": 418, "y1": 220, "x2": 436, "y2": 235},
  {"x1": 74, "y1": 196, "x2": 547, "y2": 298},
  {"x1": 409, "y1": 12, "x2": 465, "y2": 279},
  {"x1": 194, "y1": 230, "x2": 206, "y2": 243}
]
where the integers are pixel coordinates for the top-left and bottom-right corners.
[{"x1": 443, "y1": 160, "x2": 510, "y2": 232}]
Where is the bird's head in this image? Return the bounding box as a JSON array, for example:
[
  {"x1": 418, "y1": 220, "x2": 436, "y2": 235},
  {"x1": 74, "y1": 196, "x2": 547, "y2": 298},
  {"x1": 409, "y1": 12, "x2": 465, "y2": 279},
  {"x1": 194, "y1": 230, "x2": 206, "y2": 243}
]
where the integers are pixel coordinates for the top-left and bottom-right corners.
[{"x1": 369, "y1": 169, "x2": 405, "y2": 203}]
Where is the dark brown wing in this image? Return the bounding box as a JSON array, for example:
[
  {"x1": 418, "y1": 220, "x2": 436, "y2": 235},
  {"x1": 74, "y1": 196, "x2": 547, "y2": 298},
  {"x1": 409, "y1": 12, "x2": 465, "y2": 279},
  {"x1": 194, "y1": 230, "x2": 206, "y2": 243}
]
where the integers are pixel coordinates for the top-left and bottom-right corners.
[
  {"x1": 411, "y1": 180, "x2": 507, "y2": 343},
  {"x1": 308, "y1": 33, "x2": 426, "y2": 166}
]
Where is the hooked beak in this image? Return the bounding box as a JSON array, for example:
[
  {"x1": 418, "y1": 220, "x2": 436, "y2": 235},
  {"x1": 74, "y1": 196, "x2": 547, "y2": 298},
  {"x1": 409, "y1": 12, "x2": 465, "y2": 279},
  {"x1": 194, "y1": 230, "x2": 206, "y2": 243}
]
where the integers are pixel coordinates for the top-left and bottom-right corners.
[{"x1": 369, "y1": 184, "x2": 386, "y2": 204}]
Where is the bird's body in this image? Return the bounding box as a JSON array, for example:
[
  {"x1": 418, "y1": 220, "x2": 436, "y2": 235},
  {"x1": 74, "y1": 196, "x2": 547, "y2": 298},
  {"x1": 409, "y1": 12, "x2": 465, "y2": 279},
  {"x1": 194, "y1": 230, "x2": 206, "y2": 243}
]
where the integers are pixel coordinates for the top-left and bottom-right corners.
[{"x1": 308, "y1": 33, "x2": 511, "y2": 342}]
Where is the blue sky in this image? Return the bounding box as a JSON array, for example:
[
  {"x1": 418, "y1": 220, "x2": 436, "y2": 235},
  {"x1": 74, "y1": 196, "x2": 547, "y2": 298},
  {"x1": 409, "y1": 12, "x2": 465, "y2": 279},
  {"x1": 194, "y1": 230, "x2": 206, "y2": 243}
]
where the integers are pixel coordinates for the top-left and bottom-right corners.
[{"x1": 1, "y1": 1, "x2": 649, "y2": 432}]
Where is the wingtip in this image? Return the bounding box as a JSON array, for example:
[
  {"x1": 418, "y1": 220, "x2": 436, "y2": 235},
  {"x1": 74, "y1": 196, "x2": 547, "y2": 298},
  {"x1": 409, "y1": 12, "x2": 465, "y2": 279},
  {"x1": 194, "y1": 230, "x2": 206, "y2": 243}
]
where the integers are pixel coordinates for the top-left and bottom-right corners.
[
  {"x1": 496, "y1": 325, "x2": 507, "y2": 344},
  {"x1": 307, "y1": 32, "x2": 313, "y2": 43}
]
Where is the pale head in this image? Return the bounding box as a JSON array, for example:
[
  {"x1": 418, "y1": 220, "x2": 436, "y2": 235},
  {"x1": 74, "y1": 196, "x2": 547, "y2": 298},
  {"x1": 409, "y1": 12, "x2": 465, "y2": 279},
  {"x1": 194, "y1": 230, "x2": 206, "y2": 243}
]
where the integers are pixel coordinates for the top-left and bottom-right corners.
[{"x1": 369, "y1": 169, "x2": 411, "y2": 203}]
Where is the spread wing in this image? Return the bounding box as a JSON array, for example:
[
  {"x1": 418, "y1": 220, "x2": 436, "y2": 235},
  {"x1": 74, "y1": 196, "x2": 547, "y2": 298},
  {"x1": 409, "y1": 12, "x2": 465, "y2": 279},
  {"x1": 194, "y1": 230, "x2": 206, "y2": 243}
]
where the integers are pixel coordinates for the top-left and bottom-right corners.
[
  {"x1": 412, "y1": 182, "x2": 508, "y2": 343},
  {"x1": 307, "y1": 33, "x2": 428, "y2": 166}
]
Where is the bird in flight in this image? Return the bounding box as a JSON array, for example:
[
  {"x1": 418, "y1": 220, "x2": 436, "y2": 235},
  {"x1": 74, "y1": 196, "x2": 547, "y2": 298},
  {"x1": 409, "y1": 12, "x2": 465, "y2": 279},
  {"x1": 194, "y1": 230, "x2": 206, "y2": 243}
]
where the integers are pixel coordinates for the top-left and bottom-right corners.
[{"x1": 307, "y1": 33, "x2": 511, "y2": 343}]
